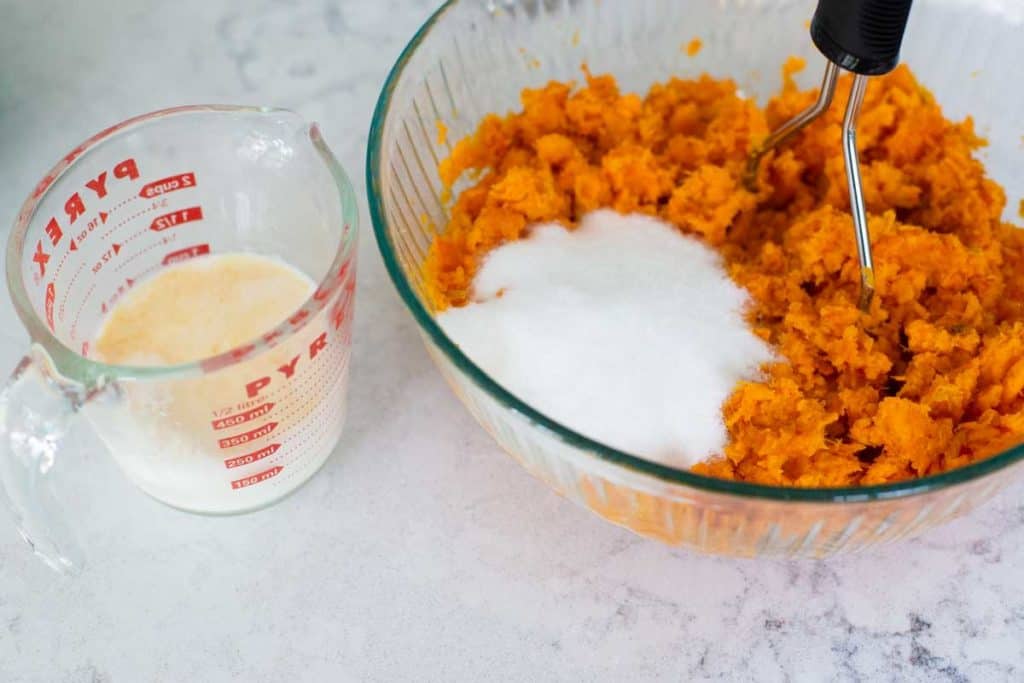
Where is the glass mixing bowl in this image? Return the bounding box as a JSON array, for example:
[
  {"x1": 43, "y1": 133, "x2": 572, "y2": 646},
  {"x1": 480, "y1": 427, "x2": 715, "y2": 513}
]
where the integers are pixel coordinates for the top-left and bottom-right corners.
[{"x1": 368, "y1": 0, "x2": 1024, "y2": 557}]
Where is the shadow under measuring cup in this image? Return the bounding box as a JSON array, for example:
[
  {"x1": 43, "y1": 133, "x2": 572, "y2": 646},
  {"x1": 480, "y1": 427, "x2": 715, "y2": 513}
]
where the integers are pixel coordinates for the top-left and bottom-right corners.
[{"x1": 0, "y1": 106, "x2": 359, "y2": 573}]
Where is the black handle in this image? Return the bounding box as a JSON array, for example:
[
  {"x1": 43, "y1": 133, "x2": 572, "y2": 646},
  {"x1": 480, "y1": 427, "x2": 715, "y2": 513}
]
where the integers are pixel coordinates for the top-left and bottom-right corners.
[{"x1": 810, "y1": 0, "x2": 914, "y2": 76}]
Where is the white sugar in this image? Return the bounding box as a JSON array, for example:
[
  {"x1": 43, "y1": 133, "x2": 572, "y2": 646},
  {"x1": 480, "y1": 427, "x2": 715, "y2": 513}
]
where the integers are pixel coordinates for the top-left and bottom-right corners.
[{"x1": 437, "y1": 209, "x2": 774, "y2": 467}]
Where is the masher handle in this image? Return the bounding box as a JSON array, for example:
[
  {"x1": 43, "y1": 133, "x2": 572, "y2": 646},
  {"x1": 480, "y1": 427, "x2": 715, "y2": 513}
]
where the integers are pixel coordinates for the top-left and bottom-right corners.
[{"x1": 811, "y1": 0, "x2": 914, "y2": 76}]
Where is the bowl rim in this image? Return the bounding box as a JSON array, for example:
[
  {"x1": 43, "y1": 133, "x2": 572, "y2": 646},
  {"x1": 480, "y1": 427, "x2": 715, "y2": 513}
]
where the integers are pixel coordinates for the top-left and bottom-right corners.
[{"x1": 365, "y1": 0, "x2": 1024, "y2": 504}]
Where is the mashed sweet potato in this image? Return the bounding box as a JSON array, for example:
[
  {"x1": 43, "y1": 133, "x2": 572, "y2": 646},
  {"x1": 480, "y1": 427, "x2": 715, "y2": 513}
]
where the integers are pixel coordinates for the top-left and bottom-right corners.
[{"x1": 426, "y1": 59, "x2": 1024, "y2": 487}]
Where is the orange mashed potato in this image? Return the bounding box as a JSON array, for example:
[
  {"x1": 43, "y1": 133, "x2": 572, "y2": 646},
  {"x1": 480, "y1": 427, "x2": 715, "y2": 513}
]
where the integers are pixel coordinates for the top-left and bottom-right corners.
[{"x1": 426, "y1": 59, "x2": 1024, "y2": 487}]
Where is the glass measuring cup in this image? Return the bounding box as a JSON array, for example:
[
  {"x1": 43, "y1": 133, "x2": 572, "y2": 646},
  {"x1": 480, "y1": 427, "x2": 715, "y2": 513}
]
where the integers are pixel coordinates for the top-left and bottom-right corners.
[{"x1": 1, "y1": 106, "x2": 358, "y2": 572}]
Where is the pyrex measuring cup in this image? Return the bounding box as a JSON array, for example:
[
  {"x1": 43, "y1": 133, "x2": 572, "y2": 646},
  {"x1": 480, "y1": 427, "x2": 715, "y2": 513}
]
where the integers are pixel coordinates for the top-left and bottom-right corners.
[{"x1": 1, "y1": 106, "x2": 358, "y2": 572}]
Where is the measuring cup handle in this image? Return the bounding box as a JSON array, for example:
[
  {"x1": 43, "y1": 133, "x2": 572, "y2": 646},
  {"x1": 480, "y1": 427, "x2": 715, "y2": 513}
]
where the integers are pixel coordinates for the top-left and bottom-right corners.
[{"x1": 0, "y1": 351, "x2": 89, "y2": 574}]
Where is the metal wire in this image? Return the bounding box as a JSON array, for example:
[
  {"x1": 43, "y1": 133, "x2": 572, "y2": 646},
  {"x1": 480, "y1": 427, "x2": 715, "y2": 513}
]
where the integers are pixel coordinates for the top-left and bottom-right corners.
[
  {"x1": 743, "y1": 61, "x2": 840, "y2": 190},
  {"x1": 744, "y1": 60, "x2": 877, "y2": 311},
  {"x1": 841, "y1": 74, "x2": 875, "y2": 312}
]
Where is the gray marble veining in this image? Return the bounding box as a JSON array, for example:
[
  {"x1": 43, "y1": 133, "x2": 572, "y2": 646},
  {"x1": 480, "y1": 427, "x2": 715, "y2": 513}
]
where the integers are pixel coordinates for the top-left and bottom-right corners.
[{"x1": 0, "y1": 1, "x2": 1022, "y2": 681}]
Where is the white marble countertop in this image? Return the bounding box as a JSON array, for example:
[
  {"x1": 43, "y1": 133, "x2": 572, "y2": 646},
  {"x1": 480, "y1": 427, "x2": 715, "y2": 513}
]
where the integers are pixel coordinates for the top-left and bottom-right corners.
[{"x1": 1, "y1": 1, "x2": 1022, "y2": 680}]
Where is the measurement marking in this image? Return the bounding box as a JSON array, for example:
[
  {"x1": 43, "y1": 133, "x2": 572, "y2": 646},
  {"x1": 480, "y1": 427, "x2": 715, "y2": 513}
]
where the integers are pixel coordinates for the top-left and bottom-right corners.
[
  {"x1": 163, "y1": 243, "x2": 209, "y2": 265},
  {"x1": 71, "y1": 280, "x2": 97, "y2": 339},
  {"x1": 134, "y1": 263, "x2": 161, "y2": 281},
  {"x1": 150, "y1": 206, "x2": 202, "y2": 232},
  {"x1": 59, "y1": 260, "x2": 87, "y2": 318},
  {"x1": 115, "y1": 240, "x2": 163, "y2": 271},
  {"x1": 45, "y1": 283, "x2": 56, "y2": 331},
  {"x1": 230, "y1": 465, "x2": 283, "y2": 490},
  {"x1": 218, "y1": 422, "x2": 278, "y2": 449},
  {"x1": 53, "y1": 250, "x2": 70, "y2": 280},
  {"x1": 212, "y1": 402, "x2": 275, "y2": 431},
  {"x1": 123, "y1": 228, "x2": 148, "y2": 245},
  {"x1": 139, "y1": 172, "x2": 196, "y2": 199},
  {"x1": 103, "y1": 204, "x2": 159, "y2": 239},
  {"x1": 225, "y1": 443, "x2": 280, "y2": 469},
  {"x1": 109, "y1": 196, "x2": 136, "y2": 213}
]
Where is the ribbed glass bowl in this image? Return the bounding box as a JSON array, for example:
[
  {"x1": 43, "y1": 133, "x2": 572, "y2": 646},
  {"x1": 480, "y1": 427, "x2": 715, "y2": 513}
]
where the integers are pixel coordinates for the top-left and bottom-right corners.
[{"x1": 367, "y1": 0, "x2": 1024, "y2": 557}]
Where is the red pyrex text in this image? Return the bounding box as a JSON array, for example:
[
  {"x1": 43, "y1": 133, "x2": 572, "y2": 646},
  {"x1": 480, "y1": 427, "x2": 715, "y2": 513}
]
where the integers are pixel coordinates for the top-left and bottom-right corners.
[
  {"x1": 34, "y1": 158, "x2": 139, "y2": 278},
  {"x1": 244, "y1": 332, "x2": 328, "y2": 399}
]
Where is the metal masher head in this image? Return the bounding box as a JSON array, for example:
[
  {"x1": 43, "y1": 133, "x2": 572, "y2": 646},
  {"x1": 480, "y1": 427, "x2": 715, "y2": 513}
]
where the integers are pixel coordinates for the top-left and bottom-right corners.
[{"x1": 745, "y1": 0, "x2": 915, "y2": 312}]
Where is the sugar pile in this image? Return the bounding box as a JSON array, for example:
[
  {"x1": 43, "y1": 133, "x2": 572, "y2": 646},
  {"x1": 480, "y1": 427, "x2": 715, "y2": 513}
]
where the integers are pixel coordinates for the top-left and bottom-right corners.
[{"x1": 437, "y1": 209, "x2": 775, "y2": 468}]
